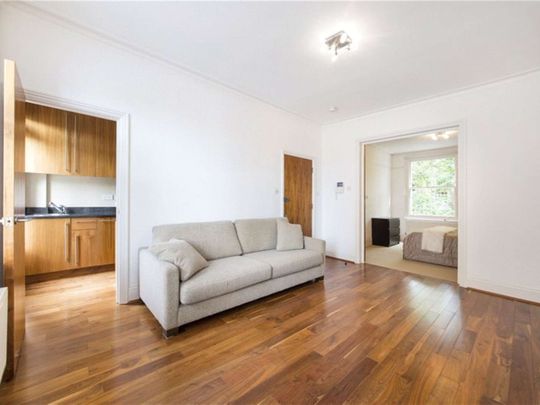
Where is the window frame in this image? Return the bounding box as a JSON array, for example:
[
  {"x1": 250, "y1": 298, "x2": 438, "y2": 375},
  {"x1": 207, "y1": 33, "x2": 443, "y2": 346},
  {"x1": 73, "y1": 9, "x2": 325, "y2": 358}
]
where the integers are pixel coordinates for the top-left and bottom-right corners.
[{"x1": 406, "y1": 153, "x2": 458, "y2": 221}]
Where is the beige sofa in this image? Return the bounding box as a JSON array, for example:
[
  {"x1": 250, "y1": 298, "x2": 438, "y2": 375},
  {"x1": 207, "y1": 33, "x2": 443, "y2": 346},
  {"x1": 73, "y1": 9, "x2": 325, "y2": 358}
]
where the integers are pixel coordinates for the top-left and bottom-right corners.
[{"x1": 139, "y1": 218, "x2": 326, "y2": 337}]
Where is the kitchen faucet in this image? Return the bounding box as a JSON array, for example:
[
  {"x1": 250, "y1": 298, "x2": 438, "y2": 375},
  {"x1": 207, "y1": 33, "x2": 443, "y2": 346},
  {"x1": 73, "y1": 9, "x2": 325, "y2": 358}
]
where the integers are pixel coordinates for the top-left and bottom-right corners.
[{"x1": 48, "y1": 201, "x2": 67, "y2": 214}]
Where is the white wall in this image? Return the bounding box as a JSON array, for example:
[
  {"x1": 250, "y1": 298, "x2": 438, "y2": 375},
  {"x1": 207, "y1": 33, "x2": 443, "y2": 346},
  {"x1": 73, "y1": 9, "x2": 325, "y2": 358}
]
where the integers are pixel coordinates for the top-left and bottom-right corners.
[
  {"x1": 0, "y1": 5, "x2": 321, "y2": 300},
  {"x1": 321, "y1": 70, "x2": 540, "y2": 302},
  {"x1": 26, "y1": 173, "x2": 116, "y2": 207},
  {"x1": 391, "y1": 147, "x2": 458, "y2": 239},
  {"x1": 364, "y1": 145, "x2": 391, "y2": 246}
]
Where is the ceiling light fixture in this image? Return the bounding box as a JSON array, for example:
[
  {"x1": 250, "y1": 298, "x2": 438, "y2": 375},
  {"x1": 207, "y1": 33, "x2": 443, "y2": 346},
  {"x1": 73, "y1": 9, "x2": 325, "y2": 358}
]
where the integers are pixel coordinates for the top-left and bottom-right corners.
[
  {"x1": 329, "y1": 106, "x2": 338, "y2": 112},
  {"x1": 428, "y1": 129, "x2": 458, "y2": 141},
  {"x1": 325, "y1": 30, "x2": 352, "y2": 61}
]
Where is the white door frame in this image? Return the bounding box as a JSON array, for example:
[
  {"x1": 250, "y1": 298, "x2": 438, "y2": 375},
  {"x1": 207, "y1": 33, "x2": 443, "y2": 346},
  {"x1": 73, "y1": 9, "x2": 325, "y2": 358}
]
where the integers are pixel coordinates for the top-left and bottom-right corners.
[
  {"x1": 357, "y1": 121, "x2": 468, "y2": 287},
  {"x1": 24, "y1": 90, "x2": 130, "y2": 303},
  {"x1": 280, "y1": 151, "x2": 316, "y2": 236}
]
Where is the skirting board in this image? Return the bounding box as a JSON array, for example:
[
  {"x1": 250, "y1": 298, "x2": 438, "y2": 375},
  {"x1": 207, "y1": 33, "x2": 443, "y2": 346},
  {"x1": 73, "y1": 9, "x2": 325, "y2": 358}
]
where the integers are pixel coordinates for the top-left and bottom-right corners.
[
  {"x1": 129, "y1": 286, "x2": 140, "y2": 302},
  {"x1": 466, "y1": 277, "x2": 540, "y2": 304}
]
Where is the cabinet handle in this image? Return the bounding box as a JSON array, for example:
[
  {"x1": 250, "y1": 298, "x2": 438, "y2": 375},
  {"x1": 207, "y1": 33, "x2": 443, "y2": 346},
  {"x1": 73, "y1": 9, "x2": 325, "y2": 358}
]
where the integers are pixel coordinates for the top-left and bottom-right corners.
[
  {"x1": 64, "y1": 112, "x2": 70, "y2": 172},
  {"x1": 75, "y1": 235, "x2": 80, "y2": 266},
  {"x1": 74, "y1": 115, "x2": 79, "y2": 173},
  {"x1": 64, "y1": 221, "x2": 71, "y2": 263}
]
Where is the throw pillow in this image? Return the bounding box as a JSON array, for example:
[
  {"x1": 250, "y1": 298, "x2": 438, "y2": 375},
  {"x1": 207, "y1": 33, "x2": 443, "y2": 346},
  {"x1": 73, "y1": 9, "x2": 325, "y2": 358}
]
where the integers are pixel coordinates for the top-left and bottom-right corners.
[{"x1": 149, "y1": 239, "x2": 208, "y2": 281}]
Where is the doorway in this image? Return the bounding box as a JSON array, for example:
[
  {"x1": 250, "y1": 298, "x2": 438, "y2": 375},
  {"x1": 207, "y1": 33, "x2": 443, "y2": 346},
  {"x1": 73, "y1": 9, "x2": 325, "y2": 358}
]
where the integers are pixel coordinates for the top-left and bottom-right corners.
[
  {"x1": 24, "y1": 91, "x2": 130, "y2": 304},
  {"x1": 360, "y1": 126, "x2": 464, "y2": 283},
  {"x1": 283, "y1": 153, "x2": 313, "y2": 236}
]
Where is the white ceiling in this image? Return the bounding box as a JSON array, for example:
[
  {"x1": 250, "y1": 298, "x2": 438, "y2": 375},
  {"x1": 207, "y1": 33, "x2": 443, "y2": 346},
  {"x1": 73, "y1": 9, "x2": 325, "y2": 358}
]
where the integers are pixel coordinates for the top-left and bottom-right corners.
[{"x1": 27, "y1": 1, "x2": 540, "y2": 124}]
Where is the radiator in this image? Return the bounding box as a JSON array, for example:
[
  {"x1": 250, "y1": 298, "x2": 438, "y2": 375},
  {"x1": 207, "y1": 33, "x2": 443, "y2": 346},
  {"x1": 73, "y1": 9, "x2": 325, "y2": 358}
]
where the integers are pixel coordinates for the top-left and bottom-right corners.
[{"x1": 0, "y1": 287, "x2": 7, "y2": 381}]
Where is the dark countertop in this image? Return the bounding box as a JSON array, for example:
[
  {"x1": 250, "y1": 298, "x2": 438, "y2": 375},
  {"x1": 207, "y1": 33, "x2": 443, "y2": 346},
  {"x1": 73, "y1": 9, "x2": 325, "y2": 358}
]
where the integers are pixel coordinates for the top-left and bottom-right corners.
[{"x1": 25, "y1": 207, "x2": 116, "y2": 219}]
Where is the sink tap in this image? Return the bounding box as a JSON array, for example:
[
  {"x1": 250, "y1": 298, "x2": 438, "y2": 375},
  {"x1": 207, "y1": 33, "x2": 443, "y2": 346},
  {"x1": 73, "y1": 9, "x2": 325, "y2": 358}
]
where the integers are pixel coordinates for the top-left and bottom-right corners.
[{"x1": 48, "y1": 201, "x2": 67, "y2": 214}]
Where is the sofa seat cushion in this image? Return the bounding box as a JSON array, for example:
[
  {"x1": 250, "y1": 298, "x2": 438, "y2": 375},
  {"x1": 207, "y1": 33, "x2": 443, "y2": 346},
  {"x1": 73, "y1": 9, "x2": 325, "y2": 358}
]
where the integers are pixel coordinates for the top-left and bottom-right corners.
[
  {"x1": 180, "y1": 256, "x2": 271, "y2": 304},
  {"x1": 245, "y1": 249, "x2": 323, "y2": 279}
]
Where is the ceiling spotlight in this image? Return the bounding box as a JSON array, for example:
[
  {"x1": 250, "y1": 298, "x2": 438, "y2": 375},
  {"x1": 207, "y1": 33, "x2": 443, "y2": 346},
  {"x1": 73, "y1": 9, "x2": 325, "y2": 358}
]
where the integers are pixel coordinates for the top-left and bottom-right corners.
[
  {"x1": 441, "y1": 133, "x2": 450, "y2": 140},
  {"x1": 329, "y1": 106, "x2": 338, "y2": 112},
  {"x1": 325, "y1": 30, "x2": 352, "y2": 59},
  {"x1": 430, "y1": 133, "x2": 438, "y2": 141}
]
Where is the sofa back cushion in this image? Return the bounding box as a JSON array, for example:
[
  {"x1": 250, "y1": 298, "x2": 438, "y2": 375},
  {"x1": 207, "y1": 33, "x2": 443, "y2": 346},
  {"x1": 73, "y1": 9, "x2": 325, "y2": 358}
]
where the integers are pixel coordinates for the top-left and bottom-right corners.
[
  {"x1": 234, "y1": 218, "x2": 285, "y2": 254},
  {"x1": 152, "y1": 221, "x2": 242, "y2": 260}
]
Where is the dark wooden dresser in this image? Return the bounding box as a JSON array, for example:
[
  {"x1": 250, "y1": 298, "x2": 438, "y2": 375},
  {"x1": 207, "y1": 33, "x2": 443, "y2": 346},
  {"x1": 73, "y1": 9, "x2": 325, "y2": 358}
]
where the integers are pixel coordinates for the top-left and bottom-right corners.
[{"x1": 372, "y1": 217, "x2": 400, "y2": 247}]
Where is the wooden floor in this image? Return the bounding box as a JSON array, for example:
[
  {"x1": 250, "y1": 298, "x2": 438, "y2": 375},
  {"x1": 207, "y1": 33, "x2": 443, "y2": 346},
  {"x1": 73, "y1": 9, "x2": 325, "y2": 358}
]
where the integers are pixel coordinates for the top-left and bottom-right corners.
[{"x1": 1, "y1": 259, "x2": 539, "y2": 404}]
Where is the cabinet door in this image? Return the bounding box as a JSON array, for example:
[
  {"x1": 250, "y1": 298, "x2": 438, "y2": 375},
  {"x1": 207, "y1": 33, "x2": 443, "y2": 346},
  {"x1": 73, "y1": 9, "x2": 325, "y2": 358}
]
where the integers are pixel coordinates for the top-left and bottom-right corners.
[
  {"x1": 95, "y1": 218, "x2": 115, "y2": 265},
  {"x1": 25, "y1": 219, "x2": 74, "y2": 275},
  {"x1": 73, "y1": 113, "x2": 97, "y2": 176},
  {"x1": 25, "y1": 103, "x2": 71, "y2": 175},
  {"x1": 96, "y1": 118, "x2": 116, "y2": 177}
]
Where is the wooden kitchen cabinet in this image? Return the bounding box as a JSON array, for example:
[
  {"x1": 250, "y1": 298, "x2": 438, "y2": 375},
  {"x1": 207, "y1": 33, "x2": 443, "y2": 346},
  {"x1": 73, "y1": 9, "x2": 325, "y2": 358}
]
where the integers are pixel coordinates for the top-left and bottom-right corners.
[
  {"x1": 73, "y1": 113, "x2": 97, "y2": 177},
  {"x1": 96, "y1": 118, "x2": 116, "y2": 177},
  {"x1": 96, "y1": 218, "x2": 116, "y2": 265},
  {"x1": 25, "y1": 217, "x2": 115, "y2": 276},
  {"x1": 25, "y1": 103, "x2": 71, "y2": 175},
  {"x1": 71, "y1": 219, "x2": 98, "y2": 268},
  {"x1": 25, "y1": 218, "x2": 74, "y2": 275},
  {"x1": 25, "y1": 103, "x2": 116, "y2": 177}
]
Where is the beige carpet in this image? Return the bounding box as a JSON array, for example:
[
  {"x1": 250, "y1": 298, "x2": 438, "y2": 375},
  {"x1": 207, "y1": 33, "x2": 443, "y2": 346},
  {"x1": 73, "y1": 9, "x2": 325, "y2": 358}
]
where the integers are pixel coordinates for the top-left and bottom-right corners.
[{"x1": 365, "y1": 243, "x2": 457, "y2": 282}]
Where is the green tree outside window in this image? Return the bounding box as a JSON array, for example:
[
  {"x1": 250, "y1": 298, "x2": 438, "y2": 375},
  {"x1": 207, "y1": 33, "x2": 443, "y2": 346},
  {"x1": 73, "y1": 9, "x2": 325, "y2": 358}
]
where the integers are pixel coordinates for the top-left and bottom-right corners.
[{"x1": 409, "y1": 157, "x2": 456, "y2": 217}]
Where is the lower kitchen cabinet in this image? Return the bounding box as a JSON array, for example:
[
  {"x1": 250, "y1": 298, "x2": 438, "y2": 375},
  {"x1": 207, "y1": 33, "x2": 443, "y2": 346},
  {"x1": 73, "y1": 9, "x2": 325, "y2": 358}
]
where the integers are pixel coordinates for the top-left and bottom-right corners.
[
  {"x1": 96, "y1": 218, "x2": 116, "y2": 265},
  {"x1": 25, "y1": 218, "x2": 73, "y2": 275},
  {"x1": 25, "y1": 217, "x2": 115, "y2": 276}
]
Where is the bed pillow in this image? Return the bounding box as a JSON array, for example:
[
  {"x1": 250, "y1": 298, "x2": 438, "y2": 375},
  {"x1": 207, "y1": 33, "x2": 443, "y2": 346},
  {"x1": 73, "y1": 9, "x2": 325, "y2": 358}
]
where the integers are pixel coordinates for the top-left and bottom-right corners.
[
  {"x1": 149, "y1": 239, "x2": 208, "y2": 281},
  {"x1": 276, "y1": 219, "x2": 304, "y2": 251}
]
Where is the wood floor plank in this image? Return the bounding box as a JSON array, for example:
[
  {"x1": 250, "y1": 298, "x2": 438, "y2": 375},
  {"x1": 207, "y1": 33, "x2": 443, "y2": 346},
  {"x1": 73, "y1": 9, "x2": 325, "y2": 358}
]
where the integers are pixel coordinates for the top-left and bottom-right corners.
[{"x1": 0, "y1": 260, "x2": 538, "y2": 404}]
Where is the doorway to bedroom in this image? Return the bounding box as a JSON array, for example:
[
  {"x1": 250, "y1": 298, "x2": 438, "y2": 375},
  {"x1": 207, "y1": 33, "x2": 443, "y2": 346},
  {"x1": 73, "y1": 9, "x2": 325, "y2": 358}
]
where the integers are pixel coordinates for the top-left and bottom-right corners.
[{"x1": 362, "y1": 127, "x2": 460, "y2": 282}]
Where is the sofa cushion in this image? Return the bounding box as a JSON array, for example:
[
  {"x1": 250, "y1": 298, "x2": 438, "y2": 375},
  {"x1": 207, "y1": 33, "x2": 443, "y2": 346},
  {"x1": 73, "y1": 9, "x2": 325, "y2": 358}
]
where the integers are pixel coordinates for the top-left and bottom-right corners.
[
  {"x1": 245, "y1": 249, "x2": 323, "y2": 278},
  {"x1": 152, "y1": 221, "x2": 242, "y2": 260},
  {"x1": 276, "y1": 219, "x2": 304, "y2": 251},
  {"x1": 148, "y1": 239, "x2": 208, "y2": 281},
  {"x1": 180, "y1": 256, "x2": 271, "y2": 304},
  {"x1": 234, "y1": 218, "x2": 284, "y2": 253}
]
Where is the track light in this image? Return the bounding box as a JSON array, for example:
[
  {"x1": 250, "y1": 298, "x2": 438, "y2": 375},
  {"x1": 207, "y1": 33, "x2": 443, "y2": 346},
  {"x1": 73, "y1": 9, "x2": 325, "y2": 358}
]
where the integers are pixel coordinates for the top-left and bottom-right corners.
[{"x1": 325, "y1": 31, "x2": 352, "y2": 60}]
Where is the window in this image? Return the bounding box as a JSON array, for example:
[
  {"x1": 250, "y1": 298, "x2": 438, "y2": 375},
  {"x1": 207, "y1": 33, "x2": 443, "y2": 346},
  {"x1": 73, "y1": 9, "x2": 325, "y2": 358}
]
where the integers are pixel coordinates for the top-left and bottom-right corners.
[{"x1": 408, "y1": 156, "x2": 456, "y2": 218}]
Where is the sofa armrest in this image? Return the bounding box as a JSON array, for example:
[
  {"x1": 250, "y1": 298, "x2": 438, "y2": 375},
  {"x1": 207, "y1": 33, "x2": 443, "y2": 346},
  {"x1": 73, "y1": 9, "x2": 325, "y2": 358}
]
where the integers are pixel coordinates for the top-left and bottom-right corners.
[
  {"x1": 304, "y1": 236, "x2": 326, "y2": 262},
  {"x1": 139, "y1": 248, "x2": 180, "y2": 331}
]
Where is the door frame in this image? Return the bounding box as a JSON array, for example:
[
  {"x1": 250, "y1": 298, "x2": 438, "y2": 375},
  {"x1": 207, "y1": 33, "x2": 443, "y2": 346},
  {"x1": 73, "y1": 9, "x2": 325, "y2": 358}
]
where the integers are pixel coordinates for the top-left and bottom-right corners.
[
  {"x1": 357, "y1": 121, "x2": 468, "y2": 287},
  {"x1": 24, "y1": 90, "x2": 131, "y2": 304},
  {"x1": 280, "y1": 151, "x2": 316, "y2": 236}
]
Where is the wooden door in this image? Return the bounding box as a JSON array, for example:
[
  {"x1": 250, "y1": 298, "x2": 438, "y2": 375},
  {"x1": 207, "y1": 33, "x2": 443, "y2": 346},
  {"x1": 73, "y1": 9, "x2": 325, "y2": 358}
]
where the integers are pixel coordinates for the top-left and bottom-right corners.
[
  {"x1": 73, "y1": 113, "x2": 97, "y2": 176},
  {"x1": 25, "y1": 219, "x2": 74, "y2": 275},
  {"x1": 283, "y1": 154, "x2": 313, "y2": 236},
  {"x1": 25, "y1": 103, "x2": 70, "y2": 175},
  {"x1": 2, "y1": 59, "x2": 26, "y2": 381},
  {"x1": 95, "y1": 218, "x2": 115, "y2": 265},
  {"x1": 95, "y1": 118, "x2": 116, "y2": 177}
]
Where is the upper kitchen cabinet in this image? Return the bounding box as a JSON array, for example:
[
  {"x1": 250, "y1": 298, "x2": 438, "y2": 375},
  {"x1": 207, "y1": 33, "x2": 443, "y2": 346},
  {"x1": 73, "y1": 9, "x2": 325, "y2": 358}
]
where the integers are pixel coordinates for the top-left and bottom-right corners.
[
  {"x1": 73, "y1": 112, "x2": 97, "y2": 176},
  {"x1": 96, "y1": 118, "x2": 116, "y2": 177},
  {"x1": 25, "y1": 103, "x2": 116, "y2": 177},
  {"x1": 25, "y1": 103, "x2": 70, "y2": 175}
]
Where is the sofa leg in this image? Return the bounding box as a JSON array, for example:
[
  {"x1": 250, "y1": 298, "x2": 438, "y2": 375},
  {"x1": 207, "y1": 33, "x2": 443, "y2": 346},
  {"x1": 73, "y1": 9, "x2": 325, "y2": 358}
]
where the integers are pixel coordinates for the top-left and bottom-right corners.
[
  {"x1": 162, "y1": 327, "x2": 179, "y2": 339},
  {"x1": 316, "y1": 276, "x2": 325, "y2": 282}
]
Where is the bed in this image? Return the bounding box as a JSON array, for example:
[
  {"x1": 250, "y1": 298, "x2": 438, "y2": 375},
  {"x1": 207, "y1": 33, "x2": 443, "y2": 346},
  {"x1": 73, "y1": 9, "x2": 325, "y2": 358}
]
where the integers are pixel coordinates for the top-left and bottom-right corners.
[{"x1": 403, "y1": 229, "x2": 458, "y2": 267}]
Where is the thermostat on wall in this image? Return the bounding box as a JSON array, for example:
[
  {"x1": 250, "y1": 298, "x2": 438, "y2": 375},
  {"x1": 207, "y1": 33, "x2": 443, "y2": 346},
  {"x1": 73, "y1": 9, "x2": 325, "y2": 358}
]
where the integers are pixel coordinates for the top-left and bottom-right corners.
[{"x1": 336, "y1": 182, "x2": 344, "y2": 193}]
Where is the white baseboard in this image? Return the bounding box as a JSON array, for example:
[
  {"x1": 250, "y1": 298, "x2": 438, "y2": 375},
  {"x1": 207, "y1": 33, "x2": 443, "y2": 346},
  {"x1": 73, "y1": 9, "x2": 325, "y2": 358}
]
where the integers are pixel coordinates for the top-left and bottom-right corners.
[
  {"x1": 466, "y1": 277, "x2": 540, "y2": 303},
  {"x1": 128, "y1": 286, "x2": 140, "y2": 302}
]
